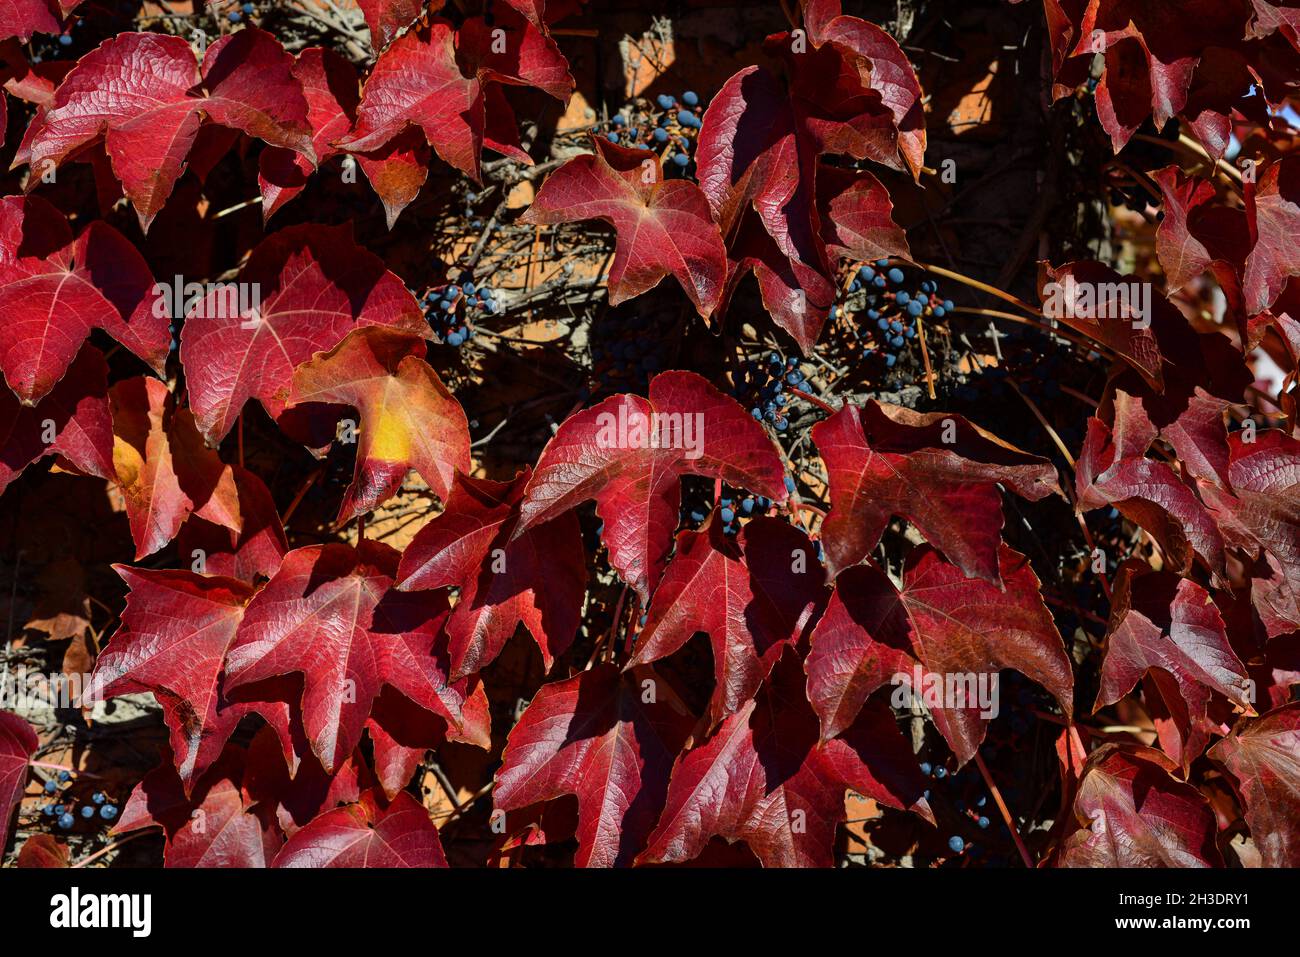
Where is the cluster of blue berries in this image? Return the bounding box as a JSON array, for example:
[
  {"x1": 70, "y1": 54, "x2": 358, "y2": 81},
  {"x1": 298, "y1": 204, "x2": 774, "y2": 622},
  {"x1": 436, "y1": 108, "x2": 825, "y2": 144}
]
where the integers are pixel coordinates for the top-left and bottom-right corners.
[
  {"x1": 916, "y1": 759, "x2": 991, "y2": 858},
  {"x1": 422, "y1": 282, "x2": 501, "y2": 348},
  {"x1": 604, "y1": 90, "x2": 704, "y2": 173},
  {"x1": 735, "y1": 353, "x2": 808, "y2": 434},
  {"x1": 38, "y1": 771, "x2": 118, "y2": 831},
  {"x1": 838, "y1": 261, "x2": 954, "y2": 369},
  {"x1": 228, "y1": 2, "x2": 256, "y2": 23}
]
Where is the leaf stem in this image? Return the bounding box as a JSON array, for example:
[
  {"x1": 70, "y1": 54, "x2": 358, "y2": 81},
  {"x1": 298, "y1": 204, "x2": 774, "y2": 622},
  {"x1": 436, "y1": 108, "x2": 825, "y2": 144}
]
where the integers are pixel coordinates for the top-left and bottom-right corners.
[{"x1": 973, "y1": 750, "x2": 1034, "y2": 868}]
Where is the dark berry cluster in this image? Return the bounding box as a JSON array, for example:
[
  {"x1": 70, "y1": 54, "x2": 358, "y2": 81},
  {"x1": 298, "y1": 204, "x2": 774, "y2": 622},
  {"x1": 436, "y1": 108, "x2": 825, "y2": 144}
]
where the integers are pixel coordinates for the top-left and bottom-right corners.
[
  {"x1": 840, "y1": 262, "x2": 954, "y2": 369},
  {"x1": 422, "y1": 282, "x2": 501, "y2": 348},
  {"x1": 735, "y1": 352, "x2": 808, "y2": 434},
  {"x1": 603, "y1": 90, "x2": 705, "y2": 175},
  {"x1": 38, "y1": 771, "x2": 118, "y2": 831}
]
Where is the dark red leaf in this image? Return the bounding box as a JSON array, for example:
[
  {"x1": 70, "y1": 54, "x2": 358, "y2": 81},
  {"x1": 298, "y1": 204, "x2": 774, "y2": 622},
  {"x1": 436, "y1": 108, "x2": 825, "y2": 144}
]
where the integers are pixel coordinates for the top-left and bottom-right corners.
[
  {"x1": 0, "y1": 710, "x2": 37, "y2": 851},
  {"x1": 274, "y1": 789, "x2": 447, "y2": 867},
  {"x1": 1210, "y1": 702, "x2": 1300, "y2": 867},
  {"x1": 494, "y1": 663, "x2": 693, "y2": 867},
  {"x1": 514, "y1": 370, "x2": 787, "y2": 602}
]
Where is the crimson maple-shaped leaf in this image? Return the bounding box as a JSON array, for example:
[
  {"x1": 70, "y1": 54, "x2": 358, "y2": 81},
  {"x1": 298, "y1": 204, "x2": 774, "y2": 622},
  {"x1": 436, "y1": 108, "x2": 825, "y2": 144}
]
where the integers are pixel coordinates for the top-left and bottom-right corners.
[
  {"x1": 1199, "y1": 428, "x2": 1300, "y2": 627},
  {"x1": 1242, "y1": 155, "x2": 1300, "y2": 316},
  {"x1": 336, "y1": 16, "x2": 573, "y2": 182},
  {"x1": 0, "y1": 195, "x2": 168, "y2": 404},
  {"x1": 1210, "y1": 702, "x2": 1300, "y2": 867},
  {"x1": 1076, "y1": 391, "x2": 1226, "y2": 578},
  {"x1": 0, "y1": 0, "x2": 67, "y2": 42},
  {"x1": 178, "y1": 223, "x2": 427, "y2": 444},
  {"x1": 86, "y1": 566, "x2": 292, "y2": 792},
  {"x1": 494, "y1": 664, "x2": 693, "y2": 867},
  {"x1": 109, "y1": 377, "x2": 243, "y2": 560},
  {"x1": 0, "y1": 344, "x2": 113, "y2": 494},
  {"x1": 284, "y1": 327, "x2": 470, "y2": 523},
  {"x1": 274, "y1": 789, "x2": 447, "y2": 867},
  {"x1": 225, "y1": 541, "x2": 468, "y2": 774},
  {"x1": 813, "y1": 401, "x2": 1059, "y2": 581},
  {"x1": 514, "y1": 370, "x2": 787, "y2": 602},
  {"x1": 1056, "y1": 745, "x2": 1221, "y2": 867},
  {"x1": 25, "y1": 29, "x2": 313, "y2": 229},
  {"x1": 639, "y1": 650, "x2": 932, "y2": 867},
  {"x1": 257, "y1": 48, "x2": 431, "y2": 227},
  {"x1": 176, "y1": 465, "x2": 288, "y2": 583},
  {"x1": 114, "y1": 743, "x2": 282, "y2": 867},
  {"x1": 519, "y1": 135, "x2": 728, "y2": 318},
  {"x1": 696, "y1": 0, "x2": 919, "y2": 350},
  {"x1": 806, "y1": 545, "x2": 1074, "y2": 759},
  {"x1": 1096, "y1": 561, "x2": 1252, "y2": 769},
  {"x1": 1041, "y1": 0, "x2": 1298, "y2": 157},
  {"x1": 396, "y1": 467, "x2": 585, "y2": 681},
  {"x1": 0, "y1": 710, "x2": 37, "y2": 851},
  {"x1": 627, "y1": 516, "x2": 825, "y2": 726}
]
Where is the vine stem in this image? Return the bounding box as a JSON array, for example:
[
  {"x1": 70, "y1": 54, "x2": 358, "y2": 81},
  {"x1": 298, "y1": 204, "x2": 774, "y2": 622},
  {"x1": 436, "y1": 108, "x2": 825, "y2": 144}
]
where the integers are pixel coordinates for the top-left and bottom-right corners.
[
  {"x1": 973, "y1": 750, "x2": 1034, "y2": 868},
  {"x1": 787, "y1": 386, "x2": 836, "y2": 416},
  {"x1": 73, "y1": 830, "x2": 150, "y2": 869},
  {"x1": 910, "y1": 260, "x2": 1042, "y2": 316}
]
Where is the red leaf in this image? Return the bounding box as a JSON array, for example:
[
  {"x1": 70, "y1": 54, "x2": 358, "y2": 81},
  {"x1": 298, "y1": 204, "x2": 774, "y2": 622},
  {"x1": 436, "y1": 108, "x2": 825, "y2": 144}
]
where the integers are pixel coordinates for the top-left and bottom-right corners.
[
  {"x1": 515, "y1": 370, "x2": 787, "y2": 602},
  {"x1": 1076, "y1": 393, "x2": 1226, "y2": 578},
  {"x1": 357, "y1": 0, "x2": 426, "y2": 50},
  {"x1": 178, "y1": 223, "x2": 427, "y2": 444},
  {"x1": 639, "y1": 650, "x2": 931, "y2": 867},
  {"x1": 27, "y1": 30, "x2": 313, "y2": 230},
  {"x1": 1095, "y1": 561, "x2": 1251, "y2": 769},
  {"x1": 225, "y1": 542, "x2": 467, "y2": 774},
  {"x1": 86, "y1": 566, "x2": 291, "y2": 792},
  {"x1": 337, "y1": 18, "x2": 572, "y2": 183},
  {"x1": 520, "y1": 136, "x2": 728, "y2": 318},
  {"x1": 176, "y1": 465, "x2": 288, "y2": 583},
  {"x1": 0, "y1": 195, "x2": 168, "y2": 404},
  {"x1": 274, "y1": 789, "x2": 447, "y2": 867},
  {"x1": 16, "y1": 833, "x2": 68, "y2": 867},
  {"x1": 1210, "y1": 702, "x2": 1300, "y2": 867},
  {"x1": 109, "y1": 377, "x2": 243, "y2": 560},
  {"x1": 0, "y1": 344, "x2": 113, "y2": 493},
  {"x1": 806, "y1": 546, "x2": 1073, "y2": 759},
  {"x1": 813, "y1": 401, "x2": 1059, "y2": 581},
  {"x1": 494, "y1": 664, "x2": 693, "y2": 867},
  {"x1": 0, "y1": 0, "x2": 63, "y2": 42},
  {"x1": 396, "y1": 468, "x2": 585, "y2": 681},
  {"x1": 1243, "y1": 155, "x2": 1300, "y2": 316},
  {"x1": 1056, "y1": 745, "x2": 1222, "y2": 867},
  {"x1": 627, "y1": 516, "x2": 825, "y2": 726},
  {"x1": 165, "y1": 774, "x2": 281, "y2": 867},
  {"x1": 286, "y1": 327, "x2": 469, "y2": 522},
  {"x1": 0, "y1": 710, "x2": 37, "y2": 851}
]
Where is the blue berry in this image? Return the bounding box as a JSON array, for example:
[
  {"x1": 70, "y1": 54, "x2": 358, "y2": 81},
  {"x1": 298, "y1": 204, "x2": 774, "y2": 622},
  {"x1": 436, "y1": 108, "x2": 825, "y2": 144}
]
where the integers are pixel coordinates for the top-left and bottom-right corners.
[
  {"x1": 656, "y1": 94, "x2": 675, "y2": 110},
  {"x1": 978, "y1": 816, "x2": 990, "y2": 829},
  {"x1": 943, "y1": 299, "x2": 955, "y2": 311},
  {"x1": 873, "y1": 275, "x2": 886, "y2": 288},
  {"x1": 975, "y1": 795, "x2": 987, "y2": 808},
  {"x1": 676, "y1": 110, "x2": 694, "y2": 127},
  {"x1": 672, "y1": 153, "x2": 689, "y2": 167},
  {"x1": 58, "y1": 812, "x2": 74, "y2": 830},
  {"x1": 887, "y1": 267, "x2": 905, "y2": 284},
  {"x1": 606, "y1": 132, "x2": 620, "y2": 144},
  {"x1": 681, "y1": 91, "x2": 699, "y2": 106},
  {"x1": 611, "y1": 114, "x2": 625, "y2": 127},
  {"x1": 907, "y1": 300, "x2": 923, "y2": 317},
  {"x1": 875, "y1": 259, "x2": 889, "y2": 268},
  {"x1": 889, "y1": 320, "x2": 903, "y2": 333},
  {"x1": 858, "y1": 265, "x2": 875, "y2": 281},
  {"x1": 895, "y1": 290, "x2": 910, "y2": 305},
  {"x1": 652, "y1": 127, "x2": 669, "y2": 143},
  {"x1": 932, "y1": 306, "x2": 945, "y2": 317},
  {"x1": 720, "y1": 507, "x2": 735, "y2": 523},
  {"x1": 890, "y1": 336, "x2": 905, "y2": 348},
  {"x1": 740, "y1": 498, "x2": 754, "y2": 514},
  {"x1": 446, "y1": 331, "x2": 465, "y2": 347},
  {"x1": 884, "y1": 353, "x2": 897, "y2": 367},
  {"x1": 919, "y1": 762, "x2": 932, "y2": 775},
  {"x1": 784, "y1": 475, "x2": 796, "y2": 493},
  {"x1": 228, "y1": 10, "x2": 242, "y2": 22},
  {"x1": 81, "y1": 805, "x2": 95, "y2": 819},
  {"x1": 44, "y1": 779, "x2": 58, "y2": 794},
  {"x1": 935, "y1": 767, "x2": 947, "y2": 779},
  {"x1": 58, "y1": 33, "x2": 72, "y2": 46},
  {"x1": 93, "y1": 791, "x2": 106, "y2": 805},
  {"x1": 947, "y1": 835, "x2": 965, "y2": 853},
  {"x1": 42, "y1": 805, "x2": 54, "y2": 817},
  {"x1": 876, "y1": 317, "x2": 890, "y2": 331},
  {"x1": 100, "y1": 805, "x2": 118, "y2": 821}
]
